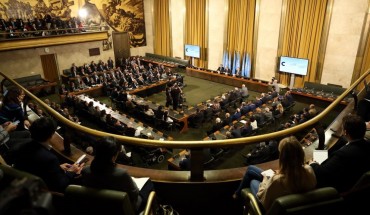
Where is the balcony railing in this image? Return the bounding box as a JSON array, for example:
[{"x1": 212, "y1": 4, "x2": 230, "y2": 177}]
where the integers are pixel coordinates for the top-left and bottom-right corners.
[
  {"x1": 0, "y1": 69, "x2": 369, "y2": 183},
  {"x1": 0, "y1": 26, "x2": 109, "y2": 51}
]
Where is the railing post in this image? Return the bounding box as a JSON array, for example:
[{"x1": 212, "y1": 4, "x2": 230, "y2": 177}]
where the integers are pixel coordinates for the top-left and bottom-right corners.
[
  {"x1": 63, "y1": 127, "x2": 72, "y2": 155},
  {"x1": 190, "y1": 148, "x2": 204, "y2": 181}
]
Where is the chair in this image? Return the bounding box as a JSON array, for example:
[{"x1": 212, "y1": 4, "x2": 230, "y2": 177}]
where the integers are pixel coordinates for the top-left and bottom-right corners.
[
  {"x1": 0, "y1": 164, "x2": 55, "y2": 215},
  {"x1": 283, "y1": 102, "x2": 296, "y2": 114},
  {"x1": 273, "y1": 113, "x2": 283, "y2": 126},
  {"x1": 64, "y1": 184, "x2": 157, "y2": 215},
  {"x1": 241, "y1": 187, "x2": 344, "y2": 215},
  {"x1": 342, "y1": 170, "x2": 370, "y2": 214}
]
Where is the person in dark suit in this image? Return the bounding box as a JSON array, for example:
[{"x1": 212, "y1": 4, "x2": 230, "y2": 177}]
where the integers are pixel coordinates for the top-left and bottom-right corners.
[
  {"x1": 13, "y1": 117, "x2": 83, "y2": 192},
  {"x1": 81, "y1": 136, "x2": 154, "y2": 212},
  {"x1": 310, "y1": 114, "x2": 370, "y2": 193},
  {"x1": 179, "y1": 150, "x2": 191, "y2": 170},
  {"x1": 58, "y1": 84, "x2": 69, "y2": 95},
  {"x1": 224, "y1": 66, "x2": 231, "y2": 75},
  {"x1": 207, "y1": 117, "x2": 223, "y2": 136},
  {"x1": 229, "y1": 124, "x2": 242, "y2": 138},
  {"x1": 170, "y1": 83, "x2": 182, "y2": 110},
  {"x1": 216, "y1": 64, "x2": 225, "y2": 73},
  {"x1": 241, "y1": 120, "x2": 253, "y2": 137}
]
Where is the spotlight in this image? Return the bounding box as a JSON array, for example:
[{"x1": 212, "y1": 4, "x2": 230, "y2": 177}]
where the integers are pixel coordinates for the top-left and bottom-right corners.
[{"x1": 79, "y1": 8, "x2": 88, "y2": 18}]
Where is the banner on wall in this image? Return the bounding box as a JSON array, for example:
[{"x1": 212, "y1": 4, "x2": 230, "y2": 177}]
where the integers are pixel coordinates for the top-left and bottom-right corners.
[{"x1": 0, "y1": 0, "x2": 146, "y2": 47}]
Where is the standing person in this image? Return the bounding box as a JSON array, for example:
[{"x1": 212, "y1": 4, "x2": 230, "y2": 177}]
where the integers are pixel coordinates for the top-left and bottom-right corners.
[
  {"x1": 81, "y1": 136, "x2": 154, "y2": 212},
  {"x1": 170, "y1": 83, "x2": 181, "y2": 110},
  {"x1": 269, "y1": 77, "x2": 280, "y2": 93},
  {"x1": 241, "y1": 84, "x2": 249, "y2": 99},
  {"x1": 165, "y1": 84, "x2": 172, "y2": 108},
  {"x1": 309, "y1": 114, "x2": 370, "y2": 193},
  {"x1": 0, "y1": 87, "x2": 30, "y2": 130},
  {"x1": 13, "y1": 117, "x2": 84, "y2": 192},
  {"x1": 233, "y1": 136, "x2": 316, "y2": 212}
]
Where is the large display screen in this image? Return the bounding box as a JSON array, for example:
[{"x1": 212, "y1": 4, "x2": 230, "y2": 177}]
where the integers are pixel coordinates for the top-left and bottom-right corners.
[
  {"x1": 279, "y1": 56, "x2": 309, "y2": 76},
  {"x1": 185, "y1": 44, "x2": 201, "y2": 58}
]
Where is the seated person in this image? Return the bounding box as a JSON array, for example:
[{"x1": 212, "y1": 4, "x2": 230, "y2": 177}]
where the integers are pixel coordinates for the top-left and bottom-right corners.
[
  {"x1": 0, "y1": 87, "x2": 31, "y2": 130},
  {"x1": 250, "y1": 116, "x2": 258, "y2": 130},
  {"x1": 241, "y1": 120, "x2": 253, "y2": 137},
  {"x1": 179, "y1": 149, "x2": 191, "y2": 170},
  {"x1": 309, "y1": 115, "x2": 370, "y2": 193},
  {"x1": 221, "y1": 112, "x2": 231, "y2": 127},
  {"x1": 229, "y1": 124, "x2": 242, "y2": 138},
  {"x1": 81, "y1": 136, "x2": 154, "y2": 212},
  {"x1": 231, "y1": 108, "x2": 241, "y2": 121},
  {"x1": 13, "y1": 117, "x2": 83, "y2": 192},
  {"x1": 233, "y1": 136, "x2": 316, "y2": 212},
  {"x1": 207, "y1": 117, "x2": 223, "y2": 136},
  {"x1": 216, "y1": 64, "x2": 225, "y2": 73}
]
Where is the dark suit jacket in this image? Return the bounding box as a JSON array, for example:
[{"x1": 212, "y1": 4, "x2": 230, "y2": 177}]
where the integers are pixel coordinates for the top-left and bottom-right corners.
[
  {"x1": 13, "y1": 140, "x2": 75, "y2": 192},
  {"x1": 310, "y1": 139, "x2": 370, "y2": 192},
  {"x1": 179, "y1": 157, "x2": 191, "y2": 170},
  {"x1": 231, "y1": 127, "x2": 242, "y2": 138}
]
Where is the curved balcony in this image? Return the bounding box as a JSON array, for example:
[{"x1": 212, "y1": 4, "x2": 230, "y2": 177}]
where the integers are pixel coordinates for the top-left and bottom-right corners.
[{"x1": 0, "y1": 27, "x2": 108, "y2": 51}]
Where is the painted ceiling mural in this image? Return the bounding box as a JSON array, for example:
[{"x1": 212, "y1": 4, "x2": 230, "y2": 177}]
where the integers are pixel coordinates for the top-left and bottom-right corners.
[{"x1": 0, "y1": 0, "x2": 146, "y2": 47}]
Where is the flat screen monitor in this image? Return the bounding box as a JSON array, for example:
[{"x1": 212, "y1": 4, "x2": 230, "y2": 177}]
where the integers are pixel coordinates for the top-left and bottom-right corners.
[
  {"x1": 279, "y1": 56, "x2": 309, "y2": 76},
  {"x1": 184, "y1": 44, "x2": 200, "y2": 58}
]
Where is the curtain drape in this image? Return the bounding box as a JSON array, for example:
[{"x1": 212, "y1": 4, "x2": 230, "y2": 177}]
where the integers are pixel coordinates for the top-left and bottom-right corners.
[
  {"x1": 185, "y1": 0, "x2": 207, "y2": 68},
  {"x1": 223, "y1": 0, "x2": 256, "y2": 77},
  {"x1": 278, "y1": 0, "x2": 328, "y2": 88},
  {"x1": 360, "y1": 33, "x2": 370, "y2": 81},
  {"x1": 154, "y1": 0, "x2": 172, "y2": 56}
]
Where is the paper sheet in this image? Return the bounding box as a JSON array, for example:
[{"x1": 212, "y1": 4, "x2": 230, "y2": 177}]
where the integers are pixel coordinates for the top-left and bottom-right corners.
[
  {"x1": 313, "y1": 150, "x2": 328, "y2": 164},
  {"x1": 261, "y1": 169, "x2": 275, "y2": 178}
]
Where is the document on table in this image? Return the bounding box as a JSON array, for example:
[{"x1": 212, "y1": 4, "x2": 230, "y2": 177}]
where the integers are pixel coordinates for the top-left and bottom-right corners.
[
  {"x1": 313, "y1": 150, "x2": 328, "y2": 164},
  {"x1": 240, "y1": 120, "x2": 247, "y2": 124},
  {"x1": 131, "y1": 177, "x2": 150, "y2": 190}
]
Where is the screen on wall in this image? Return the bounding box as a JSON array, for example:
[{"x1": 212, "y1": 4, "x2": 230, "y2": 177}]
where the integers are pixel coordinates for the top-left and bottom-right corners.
[
  {"x1": 184, "y1": 44, "x2": 201, "y2": 58},
  {"x1": 279, "y1": 56, "x2": 309, "y2": 76}
]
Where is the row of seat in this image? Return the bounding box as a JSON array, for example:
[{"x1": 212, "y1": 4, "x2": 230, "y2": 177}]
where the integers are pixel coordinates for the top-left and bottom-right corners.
[
  {"x1": 0, "y1": 164, "x2": 157, "y2": 215},
  {"x1": 241, "y1": 170, "x2": 370, "y2": 215}
]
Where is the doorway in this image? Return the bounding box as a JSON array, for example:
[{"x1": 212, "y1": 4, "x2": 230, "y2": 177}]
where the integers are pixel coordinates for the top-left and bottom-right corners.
[{"x1": 40, "y1": 54, "x2": 59, "y2": 83}]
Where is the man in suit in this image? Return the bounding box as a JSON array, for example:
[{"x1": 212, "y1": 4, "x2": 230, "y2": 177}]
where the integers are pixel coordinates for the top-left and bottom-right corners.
[
  {"x1": 13, "y1": 117, "x2": 84, "y2": 192},
  {"x1": 229, "y1": 124, "x2": 242, "y2": 138},
  {"x1": 58, "y1": 84, "x2": 69, "y2": 95},
  {"x1": 217, "y1": 64, "x2": 225, "y2": 74},
  {"x1": 179, "y1": 150, "x2": 191, "y2": 170},
  {"x1": 310, "y1": 115, "x2": 370, "y2": 193}
]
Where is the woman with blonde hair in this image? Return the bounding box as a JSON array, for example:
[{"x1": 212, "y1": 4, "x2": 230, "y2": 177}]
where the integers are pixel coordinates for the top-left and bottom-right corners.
[{"x1": 233, "y1": 136, "x2": 316, "y2": 212}]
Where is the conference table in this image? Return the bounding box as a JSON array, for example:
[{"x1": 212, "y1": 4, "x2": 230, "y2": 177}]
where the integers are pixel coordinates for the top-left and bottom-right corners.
[
  {"x1": 186, "y1": 67, "x2": 270, "y2": 93},
  {"x1": 77, "y1": 94, "x2": 172, "y2": 141}
]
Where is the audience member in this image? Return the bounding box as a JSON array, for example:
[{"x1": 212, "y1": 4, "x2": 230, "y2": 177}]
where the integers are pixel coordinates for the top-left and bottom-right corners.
[
  {"x1": 179, "y1": 149, "x2": 191, "y2": 170},
  {"x1": 309, "y1": 114, "x2": 370, "y2": 193},
  {"x1": 81, "y1": 136, "x2": 154, "y2": 212},
  {"x1": 233, "y1": 136, "x2": 316, "y2": 212},
  {"x1": 13, "y1": 117, "x2": 84, "y2": 192},
  {"x1": 0, "y1": 87, "x2": 31, "y2": 130},
  {"x1": 0, "y1": 121, "x2": 31, "y2": 164}
]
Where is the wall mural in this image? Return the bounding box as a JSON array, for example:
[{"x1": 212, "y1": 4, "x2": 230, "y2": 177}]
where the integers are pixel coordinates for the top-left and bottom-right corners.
[{"x1": 0, "y1": 0, "x2": 146, "y2": 47}]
